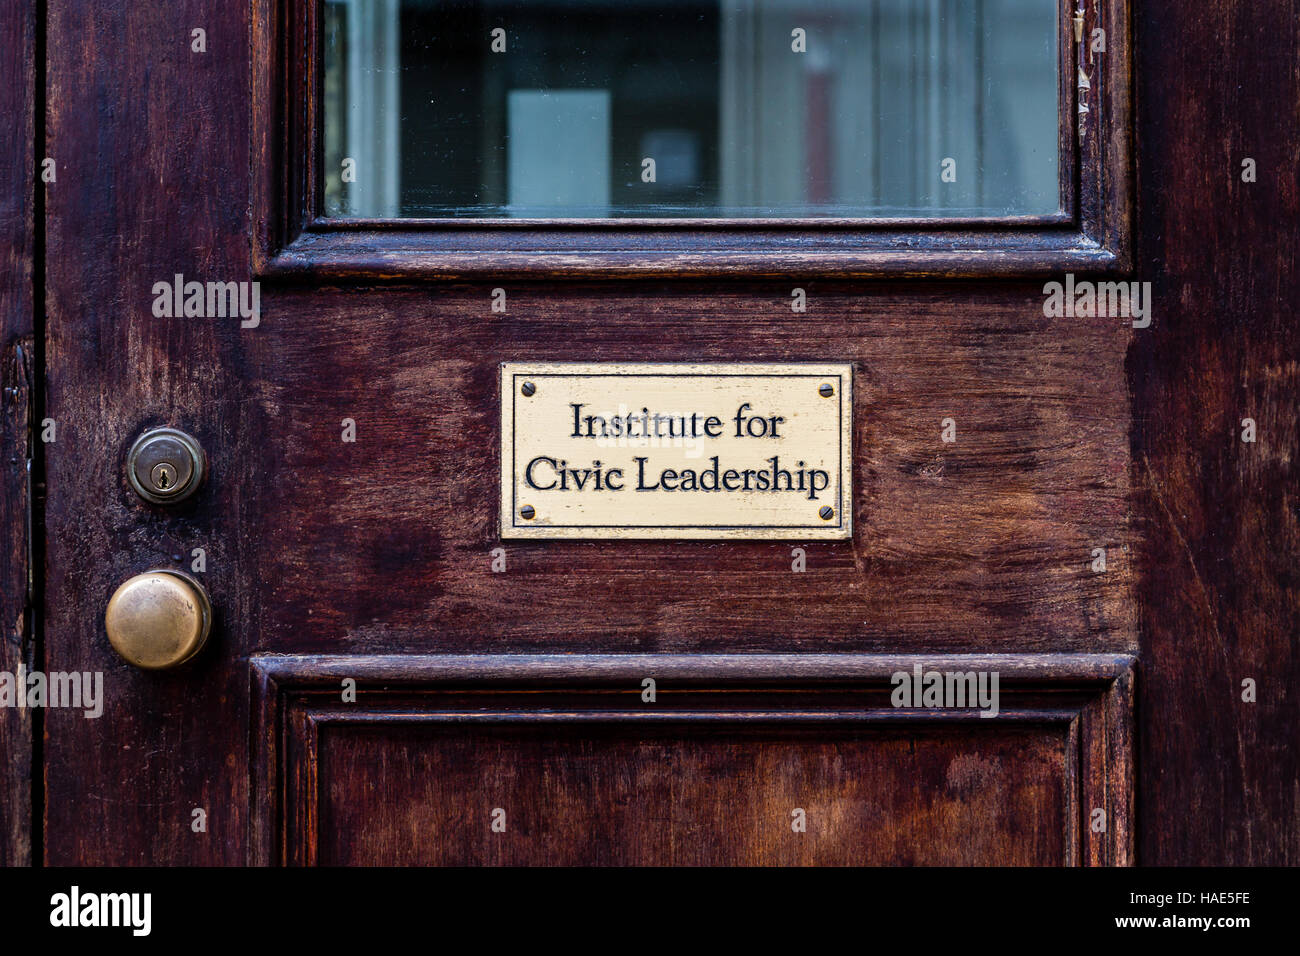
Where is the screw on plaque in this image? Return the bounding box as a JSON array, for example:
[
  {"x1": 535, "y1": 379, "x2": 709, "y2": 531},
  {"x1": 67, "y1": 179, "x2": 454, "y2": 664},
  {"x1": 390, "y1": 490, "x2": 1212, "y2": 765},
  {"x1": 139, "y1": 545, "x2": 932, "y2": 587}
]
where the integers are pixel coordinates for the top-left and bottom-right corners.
[
  {"x1": 818, "y1": 384, "x2": 834, "y2": 398},
  {"x1": 521, "y1": 382, "x2": 536, "y2": 397},
  {"x1": 520, "y1": 505, "x2": 536, "y2": 519},
  {"x1": 818, "y1": 506, "x2": 834, "y2": 520},
  {"x1": 127, "y1": 427, "x2": 205, "y2": 505}
]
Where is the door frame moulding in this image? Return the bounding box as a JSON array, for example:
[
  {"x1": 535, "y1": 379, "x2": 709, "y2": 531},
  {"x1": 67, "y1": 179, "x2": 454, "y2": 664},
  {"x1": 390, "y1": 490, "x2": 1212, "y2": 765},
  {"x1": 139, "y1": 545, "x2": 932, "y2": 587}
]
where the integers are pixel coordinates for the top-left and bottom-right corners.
[
  {"x1": 251, "y1": 652, "x2": 1136, "y2": 866},
  {"x1": 250, "y1": 0, "x2": 1133, "y2": 280}
]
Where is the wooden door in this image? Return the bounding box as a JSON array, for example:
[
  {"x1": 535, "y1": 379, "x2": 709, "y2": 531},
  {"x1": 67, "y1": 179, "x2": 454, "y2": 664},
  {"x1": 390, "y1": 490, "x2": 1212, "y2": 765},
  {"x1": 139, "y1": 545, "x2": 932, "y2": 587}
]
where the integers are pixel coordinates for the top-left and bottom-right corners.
[{"x1": 7, "y1": 0, "x2": 1294, "y2": 867}]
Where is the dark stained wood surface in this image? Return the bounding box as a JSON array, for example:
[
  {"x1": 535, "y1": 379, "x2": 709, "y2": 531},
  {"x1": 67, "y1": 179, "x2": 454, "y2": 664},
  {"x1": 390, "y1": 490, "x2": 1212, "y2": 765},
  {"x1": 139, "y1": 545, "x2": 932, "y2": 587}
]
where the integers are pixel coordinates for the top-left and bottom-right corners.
[
  {"x1": 35, "y1": 0, "x2": 1299, "y2": 867},
  {"x1": 252, "y1": 653, "x2": 1134, "y2": 866},
  {"x1": 246, "y1": 282, "x2": 1137, "y2": 654},
  {"x1": 43, "y1": 0, "x2": 257, "y2": 865},
  {"x1": 322, "y1": 725, "x2": 1070, "y2": 865},
  {"x1": 1131, "y1": 0, "x2": 1300, "y2": 865},
  {"x1": 43, "y1": 0, "x2": 1136, "y2": 868},
  {"x1": 0, "y1": 0, "x2": 34, "y2": 868}
]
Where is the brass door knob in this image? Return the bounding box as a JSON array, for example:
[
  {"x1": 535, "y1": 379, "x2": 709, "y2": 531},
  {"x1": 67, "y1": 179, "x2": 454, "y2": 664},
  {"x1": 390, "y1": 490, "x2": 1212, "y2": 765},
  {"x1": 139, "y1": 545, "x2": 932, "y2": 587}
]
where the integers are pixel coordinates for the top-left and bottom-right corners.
[{"x1": 105, "y1": 570, "x2": 212, "y2": 669}]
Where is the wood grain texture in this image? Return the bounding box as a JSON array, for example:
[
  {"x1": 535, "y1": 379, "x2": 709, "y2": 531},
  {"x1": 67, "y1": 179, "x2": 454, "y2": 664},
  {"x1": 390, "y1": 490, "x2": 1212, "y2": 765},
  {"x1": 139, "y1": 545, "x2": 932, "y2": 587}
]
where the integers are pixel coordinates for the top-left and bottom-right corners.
[
  {"x1": 252, "y1": 653, "x2": 1135, "y2": 866},
  {"x1": 246, "y1": 282, "x2": 1137, "y2": 655},
  {"x1": 0, "y1": 0, "x2": 34, "y2": 868},
  {"x1": 1131, "y1": 0, "x2": 1300, "y2": 864},
  {"x1": 320, "y1": 724, "x2": 1070, "y2": 865},
  {"x1": 43, "y1": 0, "x2": 261, "y2": 865},
  {"x1": 43, "y1": 0, "x2": 1141, "y2": 867},
  {"x1": 43, "y1": 0, "x2": 1300, "y2": 869}
]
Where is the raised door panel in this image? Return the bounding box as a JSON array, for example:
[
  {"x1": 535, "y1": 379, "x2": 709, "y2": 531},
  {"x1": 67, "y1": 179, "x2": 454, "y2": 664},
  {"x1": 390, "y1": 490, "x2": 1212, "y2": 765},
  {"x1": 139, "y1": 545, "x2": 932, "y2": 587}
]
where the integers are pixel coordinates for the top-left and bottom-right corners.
[{"x1": 253, "y1": 654, "x2": 1135, "y2": 866}]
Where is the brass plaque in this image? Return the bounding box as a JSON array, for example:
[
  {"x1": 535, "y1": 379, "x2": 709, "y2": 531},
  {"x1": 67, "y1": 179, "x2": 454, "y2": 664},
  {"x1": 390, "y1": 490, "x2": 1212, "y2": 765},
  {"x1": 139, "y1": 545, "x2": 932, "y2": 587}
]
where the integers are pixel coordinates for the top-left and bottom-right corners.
[{"x1": 500, "y1": 363, "x2": 852, "y2": 540}]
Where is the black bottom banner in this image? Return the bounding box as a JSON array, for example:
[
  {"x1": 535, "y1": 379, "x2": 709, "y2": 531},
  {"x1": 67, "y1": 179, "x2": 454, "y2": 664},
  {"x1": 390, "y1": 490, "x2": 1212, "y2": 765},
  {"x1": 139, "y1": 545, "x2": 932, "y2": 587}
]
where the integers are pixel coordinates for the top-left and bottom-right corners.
[{"x1": 0, "y1": 865, "x2": 1288, "y2": 944}]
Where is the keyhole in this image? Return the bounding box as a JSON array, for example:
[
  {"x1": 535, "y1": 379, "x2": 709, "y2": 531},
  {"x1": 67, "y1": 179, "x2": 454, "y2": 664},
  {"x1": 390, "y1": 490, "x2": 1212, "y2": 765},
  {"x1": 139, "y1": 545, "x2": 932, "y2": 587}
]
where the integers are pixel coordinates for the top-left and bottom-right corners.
[{"x1": 151, "y1": 462, "x2": 177, "y2": 491}]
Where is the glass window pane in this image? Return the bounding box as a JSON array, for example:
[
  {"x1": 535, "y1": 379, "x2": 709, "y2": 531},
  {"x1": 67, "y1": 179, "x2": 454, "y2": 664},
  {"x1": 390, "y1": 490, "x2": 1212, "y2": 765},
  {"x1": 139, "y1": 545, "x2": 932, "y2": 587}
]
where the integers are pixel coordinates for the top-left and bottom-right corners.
[{"x1": 322, "y1": 0, "x2": 1060, "y2": 219}]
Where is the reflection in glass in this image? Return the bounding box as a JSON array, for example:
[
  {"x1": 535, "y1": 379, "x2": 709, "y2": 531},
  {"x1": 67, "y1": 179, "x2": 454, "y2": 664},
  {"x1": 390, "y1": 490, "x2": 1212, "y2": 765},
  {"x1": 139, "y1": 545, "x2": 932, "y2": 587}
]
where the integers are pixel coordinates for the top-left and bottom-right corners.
[{"x1": 323, "y1": 0, "x2": 1059, "y2": 219}]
